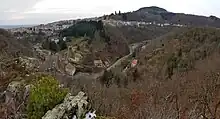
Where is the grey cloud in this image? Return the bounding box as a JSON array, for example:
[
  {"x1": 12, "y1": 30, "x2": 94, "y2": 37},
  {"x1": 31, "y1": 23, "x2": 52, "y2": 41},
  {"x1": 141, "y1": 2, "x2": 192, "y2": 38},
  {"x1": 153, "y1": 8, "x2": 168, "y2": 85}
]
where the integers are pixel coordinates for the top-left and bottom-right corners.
[
  {"x1": 0, "y1": 13, "x2": 99, "y2": 25},
  {"x1": 0, "y1": 0, "x2": 101, "y2": 25},
  {"x1": 0, "y1": 0, "x2": 42, "y2": 12},
  {"x1": 0, "y1": 0, "x2": 44, "y2": 24}
]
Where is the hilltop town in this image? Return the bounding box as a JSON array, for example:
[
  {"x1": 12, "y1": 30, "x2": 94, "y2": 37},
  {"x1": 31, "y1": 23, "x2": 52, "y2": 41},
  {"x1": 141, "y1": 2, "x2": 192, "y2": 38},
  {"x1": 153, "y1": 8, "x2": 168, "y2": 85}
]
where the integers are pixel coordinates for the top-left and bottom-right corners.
[{"x1": 8, "y1": 18, "x2": 185, "y2": 44}]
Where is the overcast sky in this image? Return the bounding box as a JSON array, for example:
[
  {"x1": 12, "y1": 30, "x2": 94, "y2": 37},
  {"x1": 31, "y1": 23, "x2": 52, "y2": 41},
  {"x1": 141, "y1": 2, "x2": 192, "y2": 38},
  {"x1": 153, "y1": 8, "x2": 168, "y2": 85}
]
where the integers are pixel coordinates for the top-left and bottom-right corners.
[{"x1": 0, "y1": 0, "x2": 219, "y2": 25}]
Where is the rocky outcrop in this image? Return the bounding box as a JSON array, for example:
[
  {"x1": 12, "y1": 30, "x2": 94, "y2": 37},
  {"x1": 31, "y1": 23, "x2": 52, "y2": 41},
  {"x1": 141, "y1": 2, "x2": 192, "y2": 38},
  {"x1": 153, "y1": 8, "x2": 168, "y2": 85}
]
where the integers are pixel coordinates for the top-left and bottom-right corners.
[
  {"x1": 5, "y1": 80, "x2": 31, "y2": 105},
  {"x1": 5, "y1": 81, "x2": 23, "y2": 105},
  {"x1": 34, "y1": 43, "x2": 51, "y2": 60},
  {"x1": 2, "y1": 80, "x2": 31, "y2": 119},
  {"x1": 65, "y1": 63, "x2": 76, "y2": 76},
  {"x1": 42, "y1": 92, "x2": 88, "y2": 119},
  {"x1": 19, "y1": 56, "x2": 40, "y2": 72},
  {"x1": 68, "y1": 53, "x2": 83, "y2": 64}
]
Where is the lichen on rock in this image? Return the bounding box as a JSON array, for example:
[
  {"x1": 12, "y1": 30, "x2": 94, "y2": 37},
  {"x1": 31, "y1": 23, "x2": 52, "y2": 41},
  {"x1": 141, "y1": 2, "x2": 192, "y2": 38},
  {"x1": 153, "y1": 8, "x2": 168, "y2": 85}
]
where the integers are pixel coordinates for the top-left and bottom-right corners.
[{"x1": 42, "y1": 91, "x2": 88, "y2": 119}]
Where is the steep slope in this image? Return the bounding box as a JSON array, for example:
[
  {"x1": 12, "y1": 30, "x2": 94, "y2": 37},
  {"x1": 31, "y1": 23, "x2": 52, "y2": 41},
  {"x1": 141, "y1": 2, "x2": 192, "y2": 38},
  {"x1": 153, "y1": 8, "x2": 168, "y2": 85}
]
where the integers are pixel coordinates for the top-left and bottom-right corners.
[
  {"x1": 0, "y1": 29, "x2": 36, "y2": 90},
  {"x1": 122, "y1": 27, "x2": 220, "y2": 118},
  {"x1": 0, "y1": 29, "x2": 34, "y2": 59},
  {"x1": 60, "y1": 27, "x2": 220, "y2": 119},
  {"x1": 60, "y1": 21, "x2": 130, "y2": 68},
  {"x1": 58, "y1": 20, "x2": 177, "y2": 71},
  {"x1": 131, "y1": 27, "x2": 220, "y2": 79}
]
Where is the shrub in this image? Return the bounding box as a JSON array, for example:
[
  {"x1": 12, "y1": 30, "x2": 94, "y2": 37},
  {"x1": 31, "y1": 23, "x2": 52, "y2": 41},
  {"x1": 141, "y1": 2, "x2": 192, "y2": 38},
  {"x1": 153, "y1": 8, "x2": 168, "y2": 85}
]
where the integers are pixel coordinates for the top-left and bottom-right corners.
[
  {"x1": 166, "y1": 50, "x2": 195, "y2": 78},
  {"x1": 100, "y1": 68, "x2": 128, "y2": 88},
  {"x1": 100, "y1": 70, "x2": 114, "y2": 87},
  {"x1": 166, "y1": 53, "x2": 178, "y2": 79},
  {"x1": 27, "y1": 76, "x2": 68, "y2": 119}
]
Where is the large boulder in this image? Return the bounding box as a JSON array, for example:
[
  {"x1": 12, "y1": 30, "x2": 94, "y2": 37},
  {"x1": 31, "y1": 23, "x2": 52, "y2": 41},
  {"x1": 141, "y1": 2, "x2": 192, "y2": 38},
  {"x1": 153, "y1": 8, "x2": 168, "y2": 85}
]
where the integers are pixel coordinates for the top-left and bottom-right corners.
[
  {"x1": 3, "y1": 80, "x2": 31, "y2": 118},
  {"x1": 42, "y1": 91, "x2": 88, "y2": 119},
  {"x1": 5, "y1": 80, "x2": 32, "y2": 105},
  {"x1": 65, "y1": 63, "x2": 76, "y2": 76},
  {"x1": 68, "y1": 52, "x2": 83, "y2": 64},
  {"x1": 5, "y1": 80, "x2": 32, "y2": 103},
  {"x1": 70, "y1": 46, "x2": 78, "y2": 53}
]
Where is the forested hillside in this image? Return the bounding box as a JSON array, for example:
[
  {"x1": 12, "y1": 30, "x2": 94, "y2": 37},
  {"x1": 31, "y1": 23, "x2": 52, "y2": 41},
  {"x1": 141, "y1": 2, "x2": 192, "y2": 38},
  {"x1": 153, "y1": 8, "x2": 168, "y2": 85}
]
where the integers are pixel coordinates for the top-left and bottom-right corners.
[{"x1": 109, "y1": 6, "x2": 220, "y2": 27}]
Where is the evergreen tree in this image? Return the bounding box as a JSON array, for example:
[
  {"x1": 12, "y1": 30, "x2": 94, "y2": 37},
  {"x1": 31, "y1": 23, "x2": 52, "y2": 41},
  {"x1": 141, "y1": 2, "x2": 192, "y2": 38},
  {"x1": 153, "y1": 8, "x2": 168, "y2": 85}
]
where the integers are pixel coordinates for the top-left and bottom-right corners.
[
  {"x1": 49, "y1": 41, "x2": 59, "y2": 52},
  {"x1": 119, "y1": 10, "x2": 121, "y2": 15},
  {"x1": 97, "y1": 20, "x2": 104, "y2": 30},
  {"x1": 103, "y1": 15, "x2": 107, "y2": 20},
  {"x1": 122, "y1": 13, "x2": 127, "y2": 21},
  {"x1": 58, "y1": 39, "x2": 67, "y2": 51},
  {"x1": 42, "y1": 39, "x2": 50, "y2": 50}
]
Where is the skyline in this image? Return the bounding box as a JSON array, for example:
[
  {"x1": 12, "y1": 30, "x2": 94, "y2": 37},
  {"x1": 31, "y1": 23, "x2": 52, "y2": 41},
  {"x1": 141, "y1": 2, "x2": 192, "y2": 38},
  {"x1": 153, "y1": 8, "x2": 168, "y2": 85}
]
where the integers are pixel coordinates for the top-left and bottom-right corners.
[{"x1": 0, "y1": 0, "x2": 219, "y2": 25}]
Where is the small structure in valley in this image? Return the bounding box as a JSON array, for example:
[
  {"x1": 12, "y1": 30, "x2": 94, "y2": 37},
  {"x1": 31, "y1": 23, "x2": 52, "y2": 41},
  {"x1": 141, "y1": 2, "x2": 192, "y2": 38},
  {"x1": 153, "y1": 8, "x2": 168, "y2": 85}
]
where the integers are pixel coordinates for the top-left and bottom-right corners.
[
  {"x1": 131, "y1": 59, "x2": 138, "y2": 67},
  {"x1": 94, "y1": 60, "x2": 105, "y2": 68}
]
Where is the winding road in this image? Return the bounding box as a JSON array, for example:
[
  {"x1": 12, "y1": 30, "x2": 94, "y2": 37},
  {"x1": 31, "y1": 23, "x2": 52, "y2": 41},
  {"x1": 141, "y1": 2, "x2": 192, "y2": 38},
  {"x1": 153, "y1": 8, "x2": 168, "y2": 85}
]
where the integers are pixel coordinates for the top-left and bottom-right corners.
[
  {"x1": 37, "y1": 40, "x2": 148, "y2": 83},
  {"x1": 107, "y1": 40, "x2": 148, "y2": 71}
]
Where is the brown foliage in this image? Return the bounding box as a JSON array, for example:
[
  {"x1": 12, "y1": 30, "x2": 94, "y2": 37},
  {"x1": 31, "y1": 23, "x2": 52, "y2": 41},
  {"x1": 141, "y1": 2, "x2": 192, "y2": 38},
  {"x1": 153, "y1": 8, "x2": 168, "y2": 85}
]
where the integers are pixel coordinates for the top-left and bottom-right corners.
[
  {"x1": 2, "y1": 26, "x2": 220, "y2": 119},
  {"x1": 78, "y1": 27, "x2": 220, "y2": 119}
]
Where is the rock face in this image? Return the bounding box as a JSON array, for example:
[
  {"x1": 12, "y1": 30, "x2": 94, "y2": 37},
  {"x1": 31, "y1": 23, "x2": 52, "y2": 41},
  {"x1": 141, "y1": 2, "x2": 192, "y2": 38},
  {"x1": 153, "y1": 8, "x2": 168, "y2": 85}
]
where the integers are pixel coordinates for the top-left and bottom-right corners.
[
  {"x1": 42, "y1": 92, "x2": 88, "y2": 119},
  {"x1": 68, "y1": 53, "x2": 83, "y2": 64},
  {"x1": 5, "y1": 81, "x2": 22, "y2": 108},
  {"x1": 67, "y1": 44, "x2": 84, "y2": 65},
  {"x1": 6, "y1": 81, "x2": 23, "y2": 95},
  {"x1": 65, "y1": 63, "x2": 76, "y2": 76},
  {"x1": 3, "y1": 80, "x2": 30, "y2": 119},
  {"x1": 5, "y1": 80, "x2": 31, "y2": 104}
]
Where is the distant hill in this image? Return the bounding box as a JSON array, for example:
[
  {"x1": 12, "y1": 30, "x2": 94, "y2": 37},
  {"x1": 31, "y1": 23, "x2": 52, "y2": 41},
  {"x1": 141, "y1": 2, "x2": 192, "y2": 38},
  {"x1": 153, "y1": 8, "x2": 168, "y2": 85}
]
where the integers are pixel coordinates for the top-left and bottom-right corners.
[
  {"x1": 0, "y1": 25, "x2": 36, "y2": 29},
  {"x1": 109, "y1": 6, "x2": 220, "y2": 27},
  {"x1": 137, "y1": 6, "x2": 168, "y2": 13}
]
